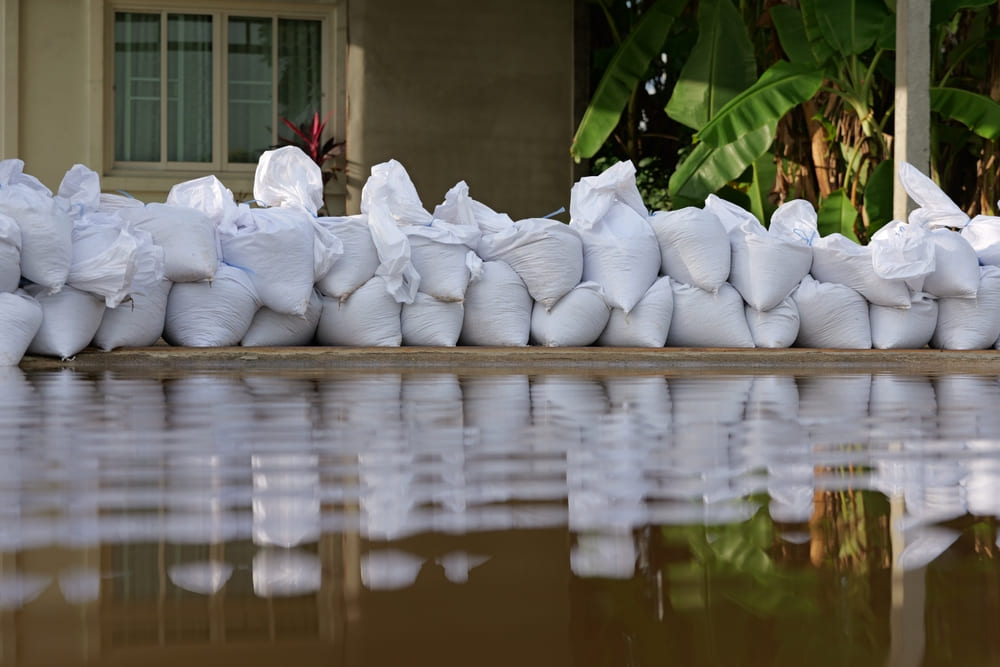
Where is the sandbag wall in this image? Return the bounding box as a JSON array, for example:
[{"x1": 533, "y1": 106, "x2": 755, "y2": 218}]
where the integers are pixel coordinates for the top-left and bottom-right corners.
[{"x1": 3, "y1": 149, "x2": 1000, "y2": 366}]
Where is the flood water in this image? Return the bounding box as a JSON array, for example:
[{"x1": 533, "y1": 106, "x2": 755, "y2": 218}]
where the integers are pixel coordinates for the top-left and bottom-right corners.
[{"x1": 1, "y1": 366, "x2": 999, "y2": 666}]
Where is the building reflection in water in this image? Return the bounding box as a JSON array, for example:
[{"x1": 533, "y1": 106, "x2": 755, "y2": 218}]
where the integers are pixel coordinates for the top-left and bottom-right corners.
[{"x1": 0, "y1": 366, "x2": 999, "y2": 665}]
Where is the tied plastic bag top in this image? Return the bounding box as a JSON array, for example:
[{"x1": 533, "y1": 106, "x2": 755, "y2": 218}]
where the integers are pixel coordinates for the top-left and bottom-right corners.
[
  {"x1": 569, "y1": 160, "x2": 660, "y2": 314},
  {"x1": 253, "y1": 146, "x2": 325, "y2": 215},
  {"x1": 68, "y1": 211, "x2": 148, "y2": 308},
  {"x1": 868, "y1": 220, "x2": 936, "y2": 291},
  {"x1": 56, "y1": 164, "x2": 102, "y2": 216},
  {"x1": 897, "y1": 162, "x2": 970, "y2": 230}
]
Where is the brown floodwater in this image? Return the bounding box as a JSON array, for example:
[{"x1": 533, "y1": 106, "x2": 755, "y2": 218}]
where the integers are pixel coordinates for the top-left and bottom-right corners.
[{"x1": 1, "y1": 367, "x2": 999, "y2": 666}]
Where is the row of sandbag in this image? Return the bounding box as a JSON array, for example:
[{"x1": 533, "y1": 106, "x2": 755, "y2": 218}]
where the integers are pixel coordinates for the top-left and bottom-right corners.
[{"x1": 4, "y1": 149, "x2": 1000, "y2": 365}]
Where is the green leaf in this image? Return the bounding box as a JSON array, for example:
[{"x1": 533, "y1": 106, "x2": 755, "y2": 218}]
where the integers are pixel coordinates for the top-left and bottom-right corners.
[
  {"x1": 749, "y1": 153, "x2": 778, "y2": 224},
  {"x1": 799, "y1": 0, "x2": 835, "y2": 64},
  {"x1": 931, "y1": 87, "x2": 1000, "y2": 140},
  {"x1": 813, "y1": 0, "x2": 889, "y2": 56},
  {"x1": 863, "y1": 159, "x2": 894, "y2": 235},
  {"x1": 770, "y1": 5, "x2": 815, "y2": 65},
  {"x1": 876, "y1": 12, "x2": 896, "y2": 51},
  {"x1": 668, "y1": 122, "x2": 776, "y2": 203},
  {"x1": 931, "y1": 0, "x2": 996, "y2": 28},
  {"x1": 695, "y1": 61, "x2": 823, "y2": 148},
  {"x1": 665, "y1": 0, "x2": 757, "y2": 131},
  {"x1": 817, "y1": 189, "x2": 859, "y2": 241},
  {"x1": 570, "y1": 0, "x2": 689, "y2": 160}
]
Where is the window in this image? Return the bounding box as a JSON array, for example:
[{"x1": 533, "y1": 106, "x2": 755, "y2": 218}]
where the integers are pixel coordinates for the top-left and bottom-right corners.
[{"x1": 112, "y1": 5, "x2": 328, "y2": 171}]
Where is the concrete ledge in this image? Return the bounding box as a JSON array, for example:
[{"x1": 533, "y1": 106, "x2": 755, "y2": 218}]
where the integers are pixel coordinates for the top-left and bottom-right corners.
[{"x1": 17, "y1": 346, "x2": 1000, "y2": 376}]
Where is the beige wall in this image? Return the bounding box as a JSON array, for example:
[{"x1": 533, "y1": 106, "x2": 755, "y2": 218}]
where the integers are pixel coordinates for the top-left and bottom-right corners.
[{"x1": 345, "y1": 0, "x2": 577, "y2": 220}]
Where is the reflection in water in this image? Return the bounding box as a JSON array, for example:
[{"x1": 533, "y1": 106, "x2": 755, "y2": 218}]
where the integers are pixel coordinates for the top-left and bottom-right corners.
[{"x1": 1, "y1": 367, "x2": 1000, "y2": 665}]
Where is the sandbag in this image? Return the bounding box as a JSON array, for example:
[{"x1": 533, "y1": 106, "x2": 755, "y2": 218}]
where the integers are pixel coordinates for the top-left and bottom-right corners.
[
  {"x1": 728, "y1": 218, "x2": 812, "y2": 311},
  {"x1": 0, "y1": 213, "x2": 21, "y2": 293},
  {"x1": 898, "y1": 161, "x2": 970, "y2": 230},
  {"x1": 401, "y1": 292, "x2": 464, "y2": 346},
  {"x1": 315, "y1": 214, "x2": 379, "y2": 299},
  {"x1": 666, "y1": 281, "x2": 754, "y2": 348},
  {"x1": 0, "y1": 290, "x2": 43, "y2": 365},
  {"x1": 870, "y1": 292, "x2": 938, "y2": 349},
  {"x1": 530, "y1": 282, "x2": 610, "y2": 347},
  {"x1": 67, "y1": 211, "x2": 142, "y2": 308},
  {"x1": 24, "y1": 284, "x2": 106, "y2": 359},
  {"x1": 115, "y1": 203, "x2": 219, "y2": 283},
  {"x1": 163, "y1": 264, "x2": 261, "y2": 347},
  {"x1": 921, "y1": 227, "x2": 980, "y2": 299},
  {"x1": 703, "y1": 194, "x2": 761, "y2": 233},
  {"x1": 569, "y1": 160, "x2": 660, "y2": 314},
  {"x1": 962, "y1": 215, "x2": 1000, "y2": 266},
  {"x1": 478, "y1": 218, "x2": 584, "y2": 309},
  {"x1": 459, "y1": 260, "x2": 532, "y2": 346},
  {"x1": 933, "y1": 265, "x2": 1000, "y2": 350},
  {"x1": 648, "y1": 207, "x2": 730, "y2": 293},
  {"x1": 746, "y1": 297, "x2": 800, "y2": 349},
  {"x1": 92, "y1": 278, "x2": 172, "y2": 351},
  {"x1": 242, "y1": 288, "x2": 323, "y2": 347},
  {"x1": 598, "y1": 276, "x2": 673, "y2": 347},
  {"x1": 811, "y1": 233, "x2": 911, "y2": 307},
  {"x1": 792, "y1": 275, "x2": 871, "y2": 349},
  {"x1": 253, "y1": 145, "x2": 325, "y2": 215},
  {"x1": 316, "y1": 276, "x2": 402, "y2": 346},
  {"x1": 869, "y1": 219, "x2": 936, "y2": 293}
]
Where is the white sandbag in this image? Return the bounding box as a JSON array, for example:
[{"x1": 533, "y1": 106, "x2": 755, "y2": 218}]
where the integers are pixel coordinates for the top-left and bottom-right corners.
[
  {"x1": 962, "y1": 215, "x2": 1000, "y2": 266},
  {"x1": 666, "y1": 281, "x2": 754, "y2": 348},
  {"x1": 811, "y1": 233, "x2": 911, "y2": 307},
  {"x1": 598, "y1": 276, "x2": 673, "y2": 347},
  {"x1": 166, "y1": 174, "x2": 242, "y2": 231},
  {"x1": 163, "y1": 264, "x2": 261, "y2": 347},
  {"x1": 115, "y1": 203, "x2": 219, "y2": 283},
  {"x1": 792, "y1": 275, "x2": 872, "y2": 349},
  {"x1": 898, "y1": 161, "x2": 970, "y2": 230},
  {"x1": 933, "y1": 265, "x2": 1000, "y2": 350},
  {"x1": 242, "y1": 288, "x2": 323, "y2": 347},
  {"x1": 67, "y1": 212, "x2": 141, "y2": 308},
  {"x1": 401, "y1": 292, "x2": 464, "y2": 346},
  {"x1": 0, "y1": 213, "x2": 21, "y2": 293},
  {"x1": 869, "y1": 219, "x2": 936, "y2": 293},
  {"x1": 870, "y1": 292, "x2": 938, "y2": 349},
  {"x1": 0, "y1": 165, "x2": 72, "y2": 292},
  {"x1": 746, "y1": 297, "x2": 800, "y2": 349},
  {"x1": 219, "y1": 205, "x2": 316, "y2": 316},
  {"x1": 55, "y1": 163, "x2": 103, "y2": 214},
  {"x1": 728, "y1": 218, "x2": 812, "y2": 311},
  {"x1": 316, "y1": 276, "x2": 402, "y2": 346},
  {"x1": 703, "y1": 194, "x2": 760, "y2": 233},
  {"x1": 24, "y1": 284, "x2": 106, "y2": 359},
  {"x1": 648, "y1": 207, "x2": 730, "y2": 293},
  {"x1": 459, "y1": 260, "x2": 532, "y2": 346},
  {"x1": 253, "y1": 145, "x2": 325, "y2": 215},
  {"x1": 530, "y1": 282, "x2": 610, "y2": 347},
  {"x1": 310, "y1": 218, "x2": 344, "y2": 283},
  {"x1": 478, "y1": 217, "x2": 584, "y2": 309},
  {"x1": 568, "y1": 160, "x2": 660, "y2": 314},
  {"x1": 0, "y1": 290, "x2": 43, "y2": 365},
  {"x1": 92, "y1": 278, "x2": 172, "y2": 351},
  {"x1": 921, "y1": 227, "x2": 980, "y2": 298},
  {"x1": 315, "y1": 214, "x2": 379, "y2": 298},
  {"x1": 406, "y1": 234, "x2": 479, "y2": 302}
]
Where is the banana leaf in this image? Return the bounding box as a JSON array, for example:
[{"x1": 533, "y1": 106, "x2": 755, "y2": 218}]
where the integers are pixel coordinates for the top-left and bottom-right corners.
[
  {"x1": 817, "y1": 189, "x2": 859, "y2": 241},
  {"x1": 812, "y1": 0, "x2": 889, "y2": 56},
  {"x1": 931, "y1": 87, "x2": 1000, "y2": 140},
  {"x1": 798, "y1": 0, "x2": 834, "y2": 64},
  {"x1": 668, "y1": 122, "x2": 776, "y2": 203},
  {"x1": 770, "y1": 5, "x2": 815, "y2": 65},
  {"x1": 664, "y1": 0, "x2": 756, "y2": 131},
  {"x1": 749, "y1": 154, "x2": 778, "y2": 224},
  {"x1": 570, "y1": 0, "x2": 689, "y2": 160},
  {"x1": 863, "y1": 159, "x2": 894, "y2": 235},
  {"x1": 695, "y1": 61, "x2": 823, "y2": 148},
  {"x1": 931, "y1": 0, "x2": 996, "y2": 28}
]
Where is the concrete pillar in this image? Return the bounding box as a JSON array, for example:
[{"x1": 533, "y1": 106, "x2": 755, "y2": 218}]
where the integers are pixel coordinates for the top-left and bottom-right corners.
[
  {"x1": 893, "y1": 0, "x2": 931, "y2": 220},
  {"x1": 0, "y1": 0, "x2": 18, "y2": 159}
]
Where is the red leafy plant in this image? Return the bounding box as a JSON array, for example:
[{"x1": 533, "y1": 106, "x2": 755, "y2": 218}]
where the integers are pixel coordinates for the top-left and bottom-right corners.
[{"x1": 279, "y1": 110, "x2": 345, "y2": 185}]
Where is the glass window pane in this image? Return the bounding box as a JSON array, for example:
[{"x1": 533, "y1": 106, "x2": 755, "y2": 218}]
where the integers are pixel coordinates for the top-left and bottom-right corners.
[
  {"x1": 228, "y1": 16, "x2": 273, "y2": 164},
  {"x1": 115, "y1": 12, "x2": 161, "y2": 162},
  {"x1": 167, "y1": 14, "x2": 212, "y2": 162},
  {"x1": 277, "y1": 19, "x2": 322, "y2": 147}
]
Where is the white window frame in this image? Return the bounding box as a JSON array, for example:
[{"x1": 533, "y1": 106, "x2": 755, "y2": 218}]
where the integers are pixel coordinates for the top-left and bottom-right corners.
[{"x1": 104, "y1": 0, "x2": 341, "y2": 185}]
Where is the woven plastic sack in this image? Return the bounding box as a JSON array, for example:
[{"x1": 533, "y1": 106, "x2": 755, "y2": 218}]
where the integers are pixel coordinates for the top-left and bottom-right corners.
[
  {"x1": 666, "y1": 281, "x2": 754, "y2": 348},
  {"x1": 746, "y1": 297, "x2": 800, "y2": 349},
  {"x1": 569, "y1": 160, "x2": 660, "y2": 314},
  {"x1": 530, "y1": 282, "x2": 610, "y2": 347},
  {"x1": 163, "y1": 263, "x2": 261, "y2": 347},
  {"x1": 115, "y1": 203, "x2": 219, "y2": 283},
  {"x1": 812, "y1": 233, "x2": 911, "y2": 307},
  {"x1": 24, "y1": 284, "x2": 106, "y2": 359},
  {"x1": 870, "y1": 292, "x2": 938, "y2": 349},
  {"x1": 792, "y1": 275, "x2": 872, "y2": 349},
  {"x1": 92, "y1": 278, "x2": 172, "y2": 351},
  {"x1": 253, "y1": 145, "x2": 325, "y2": 215},
  {"x1": 728, "y1": 217, "x2": 813, "y2": 311},
  {"x1": 315, "y1": 214, "x2": 379, "y2": 299},
  {"x1": 648, "y1": 207, "x2": 730, "y2": 293},
  {"x1": 401, "y1": 292, "x2": 465, "y2": 346},
  {"x1": 242, "y1": 288, "x2": 323, "y2": 347},
  {"x1": 869, "y1": 219, "x2": 936, "y2": 293},
  {"x1": 598, "y1": 276, "x2": 673, "y2": 347},
  {"x1": 67, "y1": 212, "x2": 142, "y2": 308},
  {"x1": 0, "y1": 290, "x2": 43, "y2": 365},
  {"x1": 459, "y1": 260, "x2": 532, "y2": 346},
  {"x1": 933, "y1": 265, "x2": 1000, "y2": 350},
  {"x1": 962, "y1": 215, "x2": 1000, "y2": 266},
  {"x1": 898, "y1": 161, "x2": 970, "y2": 230},
  {"x1": 922, "y1": 227, "x2": 980, "y2": 299},
  {"x1": 0, "y1": 213, "x2": 21, "y2": 293},
  {"x1": 316, "y1": 276, "x2": 402, "y2": 346}
]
